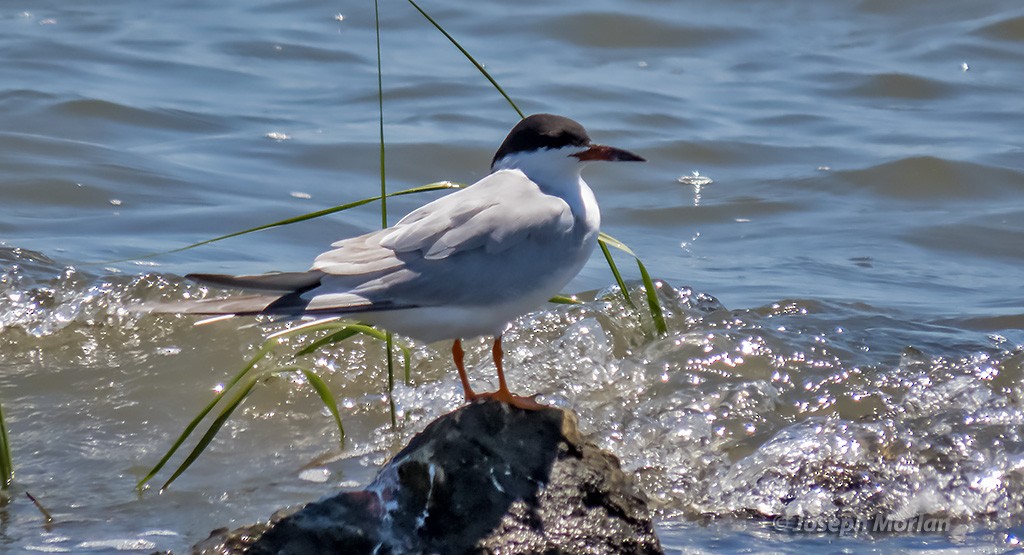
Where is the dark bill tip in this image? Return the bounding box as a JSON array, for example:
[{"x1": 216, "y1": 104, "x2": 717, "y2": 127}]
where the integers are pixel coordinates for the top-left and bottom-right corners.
[{"x1": 572, "y1": 144, "x2": 646, "y2": 162}]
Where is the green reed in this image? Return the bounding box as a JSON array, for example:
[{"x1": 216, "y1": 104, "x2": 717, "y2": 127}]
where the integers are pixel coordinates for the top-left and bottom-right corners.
[
  {"x1": 140, "y1": 0, "x2": 665, "y2": 489},
  {"x1": 374, "y1": 0, "x2": 400, "y2": 428},
  {"x1": 0, "y1": 398, "x2": 12, "y2": 491},
  {"x1": 137, "y1": 321, "x2": 412, "y2": 491}
]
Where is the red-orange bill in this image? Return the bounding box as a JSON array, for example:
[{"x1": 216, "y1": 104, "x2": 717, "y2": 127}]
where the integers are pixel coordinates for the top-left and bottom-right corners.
[{"x1": 572, "y1": 144, "x2": 646, "y2": 162}]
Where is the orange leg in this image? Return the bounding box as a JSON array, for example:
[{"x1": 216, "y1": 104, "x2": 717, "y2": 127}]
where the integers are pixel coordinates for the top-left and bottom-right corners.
[
  {"x1": 452, "y1": 339, "x2": 477, "y2": 401},
  {"x1": 475, "y1": 335, "x2": 547, "y2": 411},
  {"x1": 493, "y1": 336, "x2": 509, "y2": 393}
]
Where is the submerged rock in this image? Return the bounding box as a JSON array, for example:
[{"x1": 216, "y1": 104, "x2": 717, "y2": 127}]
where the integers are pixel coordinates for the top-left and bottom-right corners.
[{"x1": 195, "y1": 400, "x2": 662, "y2": 555}]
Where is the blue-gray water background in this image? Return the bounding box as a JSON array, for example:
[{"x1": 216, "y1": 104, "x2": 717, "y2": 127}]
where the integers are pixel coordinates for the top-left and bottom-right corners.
[{"x1": 2, "y1": 0, "x2": 1023, "y2": 553}]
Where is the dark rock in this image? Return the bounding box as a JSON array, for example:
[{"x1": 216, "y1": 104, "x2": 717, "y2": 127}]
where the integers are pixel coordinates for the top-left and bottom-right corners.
[{"x1": 196, "y1": 400, "x2": 662, "y2": 555}]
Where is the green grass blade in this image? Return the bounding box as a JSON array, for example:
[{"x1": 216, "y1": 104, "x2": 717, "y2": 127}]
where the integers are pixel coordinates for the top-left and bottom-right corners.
[
  {"x1": 294, "y1": 327, "x2": 363, "y2": 357},
  {"x1": 385, "y1": 333, "x2": 396, "y2": 427},
  {"x1": 290, "y1": 322, "x2": 412, "y2": 389},
  {"x1": 372, "y1": 0, "x2": 395, "y2": 430},
  {"x1": 137, "y1": 341, "x2": 273, "y2": 489},
  {"x1": 636, "y1": 258, "x2": 668, "y2": 335},
  {"x1": 102, "y1": 182, "x2": 460, "y2": 264},
  {"x1": 25, "y1": 491, "x2": 53, "y2": 522},
  {"x1": 0, "y1": 398, "x2": 12, "y2": 490},
  {"x1": 160, "y1": 374, "x2": 263, "y2": 491},
  {"x1": 298, "y1": 369, "x2": 345, "y2": 446},
  {"x1": 599, "y1": 240, "x2": 636, "y2": 310},
  {"x1": 598, "y1": 231, "x2": 637, "y2": 257},
  {"x1": 406, "y1": 0, "x2": 523, "y2": 119},
  {"x1": 549, "y1": 295, "x2": 583, "y2": 305},
  {"x1": 290, "y1": 321, "x2": 408, "y2": 353},
  {"x1": 270, "y1": 319, "x2": 374, "y2": 352},
  {"x1": 299, "y1": 323, "x2": 392, "y2": 345},
  {"x1": 598, "y1": 232, "x2": 667, "y2": 335},
  {"x1": 375, "y1": 0, "x2": 387, "y2": 228},
  {"x1": 401, "y1": 343, "x2": 411, "y2": 386}
]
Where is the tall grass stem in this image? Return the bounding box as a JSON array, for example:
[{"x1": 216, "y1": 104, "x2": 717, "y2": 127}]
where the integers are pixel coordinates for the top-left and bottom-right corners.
[
  {"x1": 0, "y1": 399, "x2": 12, "y2": 490},
  {"x1": 406, "y1": 0, "x2": 524, "y2": 119},
  {"x1": 375, "y1": 0, "x2": 399, "y2": 428}
]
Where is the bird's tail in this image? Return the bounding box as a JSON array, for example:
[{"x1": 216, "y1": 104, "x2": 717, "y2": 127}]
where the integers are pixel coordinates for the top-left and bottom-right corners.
[{"x1": 142, "y1": 270, "x2": 326, "y2": 317}]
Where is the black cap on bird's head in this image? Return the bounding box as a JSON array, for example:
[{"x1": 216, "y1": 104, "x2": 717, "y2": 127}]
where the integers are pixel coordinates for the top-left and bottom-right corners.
[{"x1": 491, "y1": 113, "x2": 645, "y2": 169}]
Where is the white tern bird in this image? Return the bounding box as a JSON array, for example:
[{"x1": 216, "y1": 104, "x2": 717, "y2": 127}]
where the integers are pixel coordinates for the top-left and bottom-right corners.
[{"x1": 175, "y1": 114, "x2": 644, "y2": 410}]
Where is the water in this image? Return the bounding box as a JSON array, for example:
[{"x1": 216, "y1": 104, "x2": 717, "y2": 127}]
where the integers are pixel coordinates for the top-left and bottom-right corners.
[{"x1": 1, "y1": 0, "x2": 1023, "y2": 552}]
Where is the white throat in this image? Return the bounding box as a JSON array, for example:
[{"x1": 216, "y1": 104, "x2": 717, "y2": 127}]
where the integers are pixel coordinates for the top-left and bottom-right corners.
[
  {"x1": 491, "y1": 146, "x2": 588, "y2": 197},
  {"x1": 490, "y1": 146, "x2": 599, "y2": 230}
]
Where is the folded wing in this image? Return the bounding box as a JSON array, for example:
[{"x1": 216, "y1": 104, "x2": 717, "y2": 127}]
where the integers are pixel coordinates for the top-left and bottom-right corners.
[{"x1": 305, "y1": 169, "x2": 576, "y2": 311}]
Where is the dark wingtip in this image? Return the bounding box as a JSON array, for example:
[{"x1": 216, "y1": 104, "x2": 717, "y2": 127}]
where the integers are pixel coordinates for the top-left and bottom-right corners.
[{"x1": 186, "y1": 271, "x2": 325, "y2": 292}]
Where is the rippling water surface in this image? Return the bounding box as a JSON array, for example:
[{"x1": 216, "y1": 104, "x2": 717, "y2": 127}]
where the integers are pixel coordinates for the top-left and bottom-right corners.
[{"x1": 2, "y1": 0, "x2": 1023, "y2": 553}]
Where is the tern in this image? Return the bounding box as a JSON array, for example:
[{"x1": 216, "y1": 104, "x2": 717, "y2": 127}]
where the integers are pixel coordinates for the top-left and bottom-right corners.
[{"x1": 175, "y1": 114, "x2": 644, "y2": 410}]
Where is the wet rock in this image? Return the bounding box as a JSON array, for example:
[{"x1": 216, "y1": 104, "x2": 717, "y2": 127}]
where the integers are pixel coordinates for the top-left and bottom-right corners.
[{"x1": 195, "y1": 400, "x2": 662, "y2": 555}]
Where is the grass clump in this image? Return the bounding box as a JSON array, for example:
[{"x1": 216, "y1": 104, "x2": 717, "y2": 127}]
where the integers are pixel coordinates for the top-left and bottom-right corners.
[{"x1": 137, "y1": 320, "x2": 412, "y2": 491}]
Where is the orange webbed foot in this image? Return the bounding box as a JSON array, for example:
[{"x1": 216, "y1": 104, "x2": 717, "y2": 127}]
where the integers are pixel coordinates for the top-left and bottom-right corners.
[{"x1": 472, "y1": 388, "x2": 547, "y2": 411}]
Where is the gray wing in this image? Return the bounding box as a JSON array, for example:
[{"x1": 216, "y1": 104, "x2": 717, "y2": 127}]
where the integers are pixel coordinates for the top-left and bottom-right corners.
[
  {"x1": 304, "y1": 170, "x2": 576, "y2": 310},
  {"x1": 379, "y1": 172, "x2": 573, "y2": 259}
]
